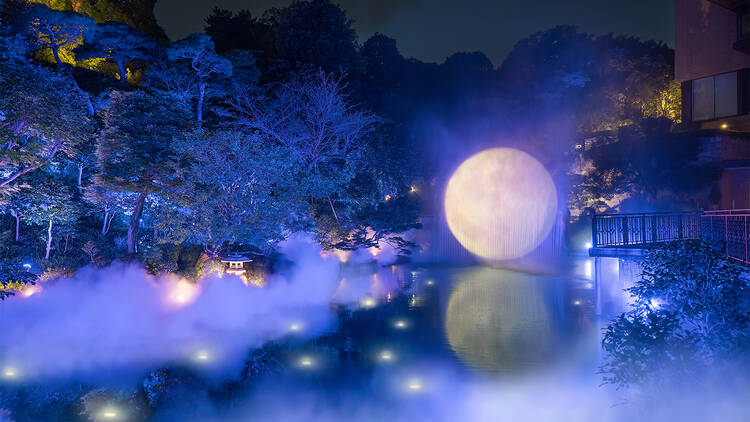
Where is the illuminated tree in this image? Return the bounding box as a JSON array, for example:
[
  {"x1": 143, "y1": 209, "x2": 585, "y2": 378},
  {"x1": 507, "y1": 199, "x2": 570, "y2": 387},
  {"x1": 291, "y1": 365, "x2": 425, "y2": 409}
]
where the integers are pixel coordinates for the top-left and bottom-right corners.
[
  {"x1": 23, "y1": 4, "x2": 94, "y2": 69},
  {"x1": 79, "y1": 22, "x2": 156, "y2": 85},
  {"x1": 83, "y1": 182, "x2": 133, "y2": 235},
  {"x1": 96, "y1": 90, "x2": 191, "y2": 253},
  {"x1": 156, "y1": 130, "x2": 300, "y2": 256},
  {"x1": 19, "y1": 177, "x2": 79, "y2": 260},
  {"x1": 0, "y1": 58, "x2": 91, "y2": 194}
]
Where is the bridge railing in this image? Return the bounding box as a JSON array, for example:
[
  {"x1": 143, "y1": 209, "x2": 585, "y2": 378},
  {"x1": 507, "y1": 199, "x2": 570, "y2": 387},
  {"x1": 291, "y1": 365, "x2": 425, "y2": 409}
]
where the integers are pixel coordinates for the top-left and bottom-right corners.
[
  {"x1": 702, "y1": 210, "x2": 750, "y2": 265},
  {"x1": 592, "y1": 212, "x2": 701, "y2": 248}
]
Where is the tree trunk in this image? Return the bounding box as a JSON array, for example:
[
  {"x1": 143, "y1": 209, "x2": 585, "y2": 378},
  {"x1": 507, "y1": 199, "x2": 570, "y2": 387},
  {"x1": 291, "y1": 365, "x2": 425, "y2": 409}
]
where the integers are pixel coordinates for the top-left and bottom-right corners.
[
  {"x1": 117, "y1": 60, "x2": 128, "y2": 85},
  {"x1": 12, "y1": 210, "x2": 19, "y2": 242},
  {"x1": 52, "y1": 48, "x2": 63, "y2": 70},
  {"x1": 127, "y1": 192, "x2": 147, "y2": 254},
  {"x1": 64, "y1": 235, "x2": 69, "y2": 254},
  {"x1": 85, "y1": 95, "x2": 94, "y2": 117},
  {"x1": 197, "y1": 82, "x2": 206, "y2": 125},
  {"x1": 102, "y1": 210, "x2": 109, "y2": 235},
  {"x1": 45, "y1": 219, "x2": 53, "y2": 260},
  {"x1": 77, "y1": 164, "x2": 84, "y2": 193}
]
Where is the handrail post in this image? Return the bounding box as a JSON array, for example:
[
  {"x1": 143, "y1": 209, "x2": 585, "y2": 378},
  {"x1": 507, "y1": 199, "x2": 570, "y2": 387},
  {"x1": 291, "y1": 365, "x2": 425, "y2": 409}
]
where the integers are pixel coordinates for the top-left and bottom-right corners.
[
  {"x1": 591, "y1": 212, "x2": 598, "y2": 248},
  {"x1": 678, "y1": 214, "x2": 684, "y2": 240},
  {"x1": 622, "y1": 216, "x2": 629, "y2": 246},
  {"x1": 640, "y1": 214, "x2": 647, "y2": 245}
]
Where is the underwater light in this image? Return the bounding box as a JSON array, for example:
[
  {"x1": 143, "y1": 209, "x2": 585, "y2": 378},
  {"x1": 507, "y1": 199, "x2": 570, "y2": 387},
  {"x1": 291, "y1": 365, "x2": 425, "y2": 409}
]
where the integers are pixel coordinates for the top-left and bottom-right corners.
[
  {"x1": 2, "y1": 367, "x2": 17, "y2": 379},
  {"x1": 379, "y1": 350, "x2": 394, "y2": 362},
  {"x1": 97, "y1": 406, "x2": 120, "y2": 420},
  {"x1": 426, "y1": 280, "x2": 434, "y2": 286},
  {"x1": 393, "y1": 319, "x2": 408, "y2": 329},
  {"x1": 573, "y1": 300, "x2": 582, "y2": 306},
  {"x1": 289, "y1": 323, "x2": 302, "y2": 332},
  {"x1": 361, "y1": 297, "x2": 376, "y2": 308},
  {"x1": 406, "y1": 378, "x2": 423, "y2": 391},
  {"x1": 194, "y1": 351, "x2": 210, "y2": 362},
  {"x1": 298, "y1": 356, "x2": 314, "y2": 368}
]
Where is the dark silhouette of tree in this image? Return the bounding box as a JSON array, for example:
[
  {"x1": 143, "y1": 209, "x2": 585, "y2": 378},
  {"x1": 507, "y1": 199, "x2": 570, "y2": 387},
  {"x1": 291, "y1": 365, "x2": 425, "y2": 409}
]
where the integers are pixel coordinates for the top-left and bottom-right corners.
[{"x1": 267, "y1": 0, "x2": 360, "y2": 75}]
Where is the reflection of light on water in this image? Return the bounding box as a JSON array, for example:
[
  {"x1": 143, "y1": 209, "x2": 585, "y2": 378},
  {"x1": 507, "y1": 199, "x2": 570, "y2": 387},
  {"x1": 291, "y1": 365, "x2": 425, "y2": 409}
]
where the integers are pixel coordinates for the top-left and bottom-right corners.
[
  {"x1": 289, "y1": 322, "x2": 303, "y2": 332},
  {"x1": 584, "y1": 260, "x2": 592, "y2": 278},
  {"x1": 444, "y1": 148, "x2": 557, "y2": 261},
  {"x1": 393, "y1": 319, "x2": 408, "y2": 329},
  {"x1": 445, "y1": 268, "x2": 555, "y2": 371},
  {"x1": 361, "y1": 297, "x2": 376, "y2": 309},
  {"x1": 572, "y1": 299, "x2": 582, "y2": 306},
  {"x1": 426, "y1": 280, "x2": 434, "y2": 286}
]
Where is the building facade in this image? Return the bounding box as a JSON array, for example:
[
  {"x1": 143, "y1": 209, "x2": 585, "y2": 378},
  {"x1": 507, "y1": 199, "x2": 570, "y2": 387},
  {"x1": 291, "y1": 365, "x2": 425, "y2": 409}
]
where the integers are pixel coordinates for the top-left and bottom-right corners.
[{"x1": 676, "y1": 0, "x2": 750, "y2": 209}]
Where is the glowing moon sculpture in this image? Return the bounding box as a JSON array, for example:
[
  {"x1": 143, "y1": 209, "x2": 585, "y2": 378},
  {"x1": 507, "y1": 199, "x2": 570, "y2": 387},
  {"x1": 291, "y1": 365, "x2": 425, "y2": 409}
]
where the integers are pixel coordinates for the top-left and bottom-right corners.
[{"x1": 444, "y1": 148, "x2": 557, "y2": 261}]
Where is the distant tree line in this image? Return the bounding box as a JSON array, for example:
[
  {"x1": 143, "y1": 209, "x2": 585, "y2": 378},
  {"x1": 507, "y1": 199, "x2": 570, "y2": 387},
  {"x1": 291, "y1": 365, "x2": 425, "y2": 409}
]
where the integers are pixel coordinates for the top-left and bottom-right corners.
[{"x1": 0, "y1": 0, "x2": 686, "y2": 274}]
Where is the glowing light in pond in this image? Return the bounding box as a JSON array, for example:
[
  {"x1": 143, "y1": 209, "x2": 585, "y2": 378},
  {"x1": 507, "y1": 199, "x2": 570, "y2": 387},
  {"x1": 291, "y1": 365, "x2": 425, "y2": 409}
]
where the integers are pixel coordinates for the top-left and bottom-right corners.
[
  {"x1": 410, "y1": 185, "x2": 418, "y2": 194},
  {"x1": 444, "y1": 148, "x2": 557, "y2": 261},
  {"x1": 361, "y1": 297, "x2": 376, "y2": 308},
  {"x1": 393, "y1": 319, "x2": 408, "y2": 329},
  {"x1": 379, "y1": 350, "x2": 394, "y2": 362},
  {"x1": 406, "y1": 378, "x2": 423, "y2": 391},
  {"x1": 573, "y1": 300, "x2": 582, "y2": 306},
  {"x1": 289, "y1": 323, "x2": 302, "y2": 332},
  {"x1": 194, "y1": 350, "x2": 211, "y2": 362},
  {"x1": 426, "y1": 280, "x2": 434, "y2": 286},
  {"x1": 385, "y1": 194, "x2": 392, "y2": 201},
  {"x1": 2, "y1": 367, "x2": 17, "y2": 379},
  {"x1": 298, "y1": 356, "x2": 314, "y2": 368},
  {"x1": 97, "y1": 406, "x2": 121, "y2": 420},
  {"x1": 584, "y1": 260, "x2": 592, "y2": 278}
]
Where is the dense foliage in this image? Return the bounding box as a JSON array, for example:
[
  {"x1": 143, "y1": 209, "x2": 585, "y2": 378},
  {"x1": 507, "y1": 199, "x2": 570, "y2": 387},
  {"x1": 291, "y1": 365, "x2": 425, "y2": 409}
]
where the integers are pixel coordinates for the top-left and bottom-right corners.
[
  {"x1": 0, "y1": 0, "x2": 687, "y2": 271},
  {"x1": 601, "y1": 241, "x2": 750, "y2": 390}
]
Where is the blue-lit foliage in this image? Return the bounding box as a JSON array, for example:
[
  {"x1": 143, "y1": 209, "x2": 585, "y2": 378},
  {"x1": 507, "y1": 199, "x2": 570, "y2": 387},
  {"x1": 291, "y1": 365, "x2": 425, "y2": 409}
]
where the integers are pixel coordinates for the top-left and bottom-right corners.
[{"x1": 602, "y1": 241, "x2": 750, "y2": 389}]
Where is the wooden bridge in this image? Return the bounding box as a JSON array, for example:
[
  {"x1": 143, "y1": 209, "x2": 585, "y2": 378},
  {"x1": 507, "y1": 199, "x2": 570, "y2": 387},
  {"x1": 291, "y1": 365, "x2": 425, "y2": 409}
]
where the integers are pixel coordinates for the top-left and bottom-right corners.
[{"x1": 591, "y1": 210, "x2": 750, "y2": 265}]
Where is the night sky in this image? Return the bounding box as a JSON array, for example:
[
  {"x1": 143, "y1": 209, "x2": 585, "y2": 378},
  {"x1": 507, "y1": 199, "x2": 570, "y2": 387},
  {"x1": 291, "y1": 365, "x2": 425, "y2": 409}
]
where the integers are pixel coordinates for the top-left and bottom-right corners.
[{"x1": 154, "y1": 0, "x2": 674, "y2": 66}]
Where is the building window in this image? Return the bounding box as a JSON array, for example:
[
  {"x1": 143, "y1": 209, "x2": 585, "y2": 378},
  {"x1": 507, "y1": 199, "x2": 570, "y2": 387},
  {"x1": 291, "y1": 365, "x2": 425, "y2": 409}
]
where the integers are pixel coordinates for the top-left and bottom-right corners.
[
  {"x1": 740, "y1": 10, "x2": 750, "y2": 40},
  {"x1": 692, "y1": 72, "x2": 739, "y2": 121}
]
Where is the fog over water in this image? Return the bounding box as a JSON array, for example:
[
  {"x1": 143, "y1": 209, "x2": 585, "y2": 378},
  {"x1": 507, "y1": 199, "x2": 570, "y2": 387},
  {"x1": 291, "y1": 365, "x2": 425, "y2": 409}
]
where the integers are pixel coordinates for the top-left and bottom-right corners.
[{"x1": 2, "y1": 253, "x2": 749, "y2": 421}]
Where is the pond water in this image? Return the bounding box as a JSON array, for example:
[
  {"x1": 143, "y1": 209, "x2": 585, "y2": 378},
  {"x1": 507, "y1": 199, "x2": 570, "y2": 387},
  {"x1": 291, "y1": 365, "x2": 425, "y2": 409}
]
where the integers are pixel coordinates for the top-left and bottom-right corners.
[{"x1": 1, "y1": 257, "x2": 645, "y2": 422}]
